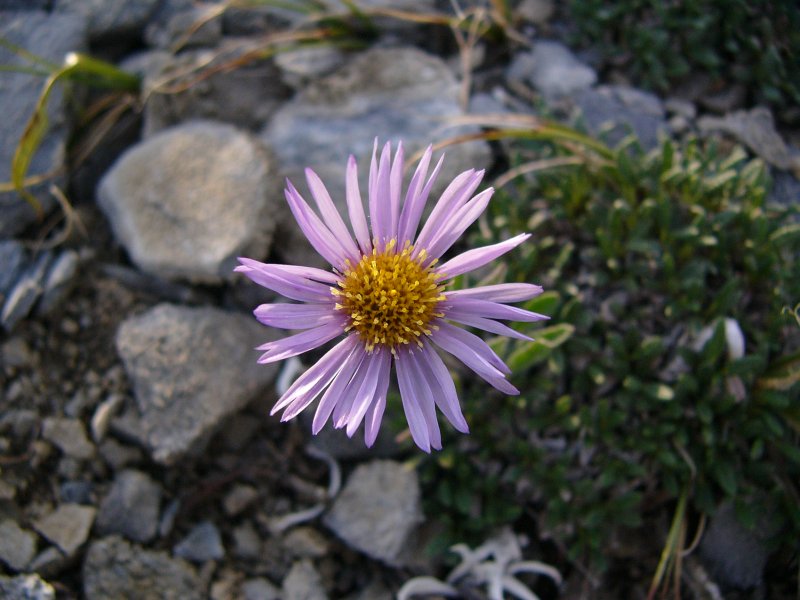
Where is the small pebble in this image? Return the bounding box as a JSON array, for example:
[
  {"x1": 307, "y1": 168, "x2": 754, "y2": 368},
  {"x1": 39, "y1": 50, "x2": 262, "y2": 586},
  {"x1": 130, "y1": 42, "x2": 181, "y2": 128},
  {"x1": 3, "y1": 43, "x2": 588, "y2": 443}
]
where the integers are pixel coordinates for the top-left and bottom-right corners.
[
  {"x1": 41, "y1": 417, "x2": 95, "y2": 460},
  {"x1": 223, "y1": 484, "x2": 259, "y2": 517},
  {"x1": 174, "y1": 521, "x2": 225, "y2": 563},
  {"x1": 33, "y1": 504, "x2": 96, "y2": 556}
]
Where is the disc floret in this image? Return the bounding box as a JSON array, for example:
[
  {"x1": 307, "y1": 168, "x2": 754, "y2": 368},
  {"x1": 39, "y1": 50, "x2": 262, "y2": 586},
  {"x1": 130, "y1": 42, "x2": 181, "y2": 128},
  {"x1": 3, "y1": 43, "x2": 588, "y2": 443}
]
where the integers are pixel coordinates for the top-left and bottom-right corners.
[{"x1": 333, "y1": 239, "x2": 445, "y2": 352}]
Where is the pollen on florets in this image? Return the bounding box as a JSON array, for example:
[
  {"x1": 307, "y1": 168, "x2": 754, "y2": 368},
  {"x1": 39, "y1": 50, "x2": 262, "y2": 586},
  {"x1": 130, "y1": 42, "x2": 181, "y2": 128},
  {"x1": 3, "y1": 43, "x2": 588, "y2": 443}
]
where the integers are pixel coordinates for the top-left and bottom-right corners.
[{"x1": 332, "y1": 239, "x2": 445, "y2": 353}]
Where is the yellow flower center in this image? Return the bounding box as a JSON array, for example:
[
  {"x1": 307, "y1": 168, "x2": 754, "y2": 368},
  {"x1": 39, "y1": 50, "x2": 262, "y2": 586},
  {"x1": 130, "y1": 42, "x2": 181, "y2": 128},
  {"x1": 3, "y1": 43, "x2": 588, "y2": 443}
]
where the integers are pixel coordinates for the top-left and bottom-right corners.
[{"x1": 333, "y1": 239, "x2": 445, "y2": 353}]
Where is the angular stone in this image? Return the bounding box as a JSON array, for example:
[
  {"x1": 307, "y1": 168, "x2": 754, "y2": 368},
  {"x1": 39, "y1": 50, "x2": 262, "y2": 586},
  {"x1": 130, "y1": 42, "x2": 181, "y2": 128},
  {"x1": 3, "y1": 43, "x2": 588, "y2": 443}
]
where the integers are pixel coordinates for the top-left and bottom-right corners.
[
  {"x1": 95, "y1": 469, "x2": 162, "y2": 543},
  {"x1": 574, "y1": 85, "x2": 667, "y2": 150},
  {"x1": 98, "y1": 121, "x2": 279, "y2": 284},
  {"x1": 282, "y1": 559, "x2": 327, "y2": 600},
  {"x1": 223, "y1": 484, "x2": 259, "y2": 517},
  {"x1": 115, "y1": 303, "x2": 279, "y2": 464},
  {"x1": 1, "y1": 252, "x2": 52, "y2": 332},
  {"x1": 698, "y1": 107, "x2": 798, "y2": 172},
  {"x1": 0, "y1": 11, "x2": 87, "y2": 239},
  {"x1": 508, "y1": 41, "x2": 596, "y2": 98},
  {"x1": 83, "y1": 536, "x2": 203, "y2": 600},
  {"x1": 242, "y1": 578, "x2": 280, "y2": 600},
  {"x1": 0, "y1": 520, "x2": 37, "y2": 571},
  {"x1": 699, "y1": 501, "x2": 770, "y2": 590},
  {"x1": 41, "y1": 417, "x2": 95, "y2": 460},
  {"x1": 261, "y1": 47, "x2": 490, "y2": 264},
  {"x1": 231, "y1": 522, "x2": 261, "y2": 560},
  {"x1": 37, "y1": 249, "x2": 80, "y2": 316},
  {"x1": 0, "y1": 574, "x2": 55, "y2": 600},
  {"x1": 0, "y1": 241, "x2": 27, "y2": 298},
  {"x1": 55, "y1": 0, "x2": 159, "y2": 39},
  {"x1": 284, "y1": 527, "x2": 329, "y2": 559},
  {"x1": 323, "y1": 460, "x2": 422, "y2": 566},
  {"x1": 173, "y1": 521, "x2": 225, "y2": 563},
  {"x1": 33, "y1": 504, "x2": 96, "y2": 556}
]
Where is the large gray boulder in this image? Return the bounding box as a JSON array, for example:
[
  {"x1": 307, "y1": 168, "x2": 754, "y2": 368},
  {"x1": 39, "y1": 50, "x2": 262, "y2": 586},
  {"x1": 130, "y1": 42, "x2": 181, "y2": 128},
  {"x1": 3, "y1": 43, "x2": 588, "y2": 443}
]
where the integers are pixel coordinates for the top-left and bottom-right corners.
[
  {"x1": 261, "y1": 46, "x2": 490, "y2": 265},
  {"x1": 98, "y1": 121, "x2": 280, "y2": 284},
  {"x1": 114, "y1": 303, "x2": 279, "y2": 464}
]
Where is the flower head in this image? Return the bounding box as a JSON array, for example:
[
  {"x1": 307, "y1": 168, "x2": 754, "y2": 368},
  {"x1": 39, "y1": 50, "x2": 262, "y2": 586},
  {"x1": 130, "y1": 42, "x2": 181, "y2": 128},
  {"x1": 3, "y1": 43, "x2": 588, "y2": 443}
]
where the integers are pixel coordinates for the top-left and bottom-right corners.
[{"x1": 236, "y1": 141, "x2": 547, "y2": 451}]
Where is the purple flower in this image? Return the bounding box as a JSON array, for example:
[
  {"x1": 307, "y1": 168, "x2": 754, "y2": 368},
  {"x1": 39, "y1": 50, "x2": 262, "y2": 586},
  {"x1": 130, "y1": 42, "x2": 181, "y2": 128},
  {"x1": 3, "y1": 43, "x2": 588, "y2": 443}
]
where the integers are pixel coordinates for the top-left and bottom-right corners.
[{"x1": 236, "y1": 141, "x2": 547, "y2": 451}]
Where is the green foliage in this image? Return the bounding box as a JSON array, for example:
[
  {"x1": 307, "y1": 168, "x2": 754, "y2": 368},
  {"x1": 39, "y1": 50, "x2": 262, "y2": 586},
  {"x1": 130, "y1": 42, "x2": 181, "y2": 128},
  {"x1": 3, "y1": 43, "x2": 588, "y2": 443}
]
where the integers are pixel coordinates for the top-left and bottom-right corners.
[
  {"x1": 567, "y1": 0, "x2": 800, "y2": 116},
  {"x1": 421, "y1": 135, "x2": 800, "y2": 571}
]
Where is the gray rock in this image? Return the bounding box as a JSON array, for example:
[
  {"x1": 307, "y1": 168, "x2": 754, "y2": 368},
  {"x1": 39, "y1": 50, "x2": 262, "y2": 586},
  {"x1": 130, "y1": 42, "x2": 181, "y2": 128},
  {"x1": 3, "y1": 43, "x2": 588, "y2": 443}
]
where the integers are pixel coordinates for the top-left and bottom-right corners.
[
  {"x1": 0, "y1": 11, "x2": 86, "y2": 239},
  {"x1": 508, "y1": 41, "x2": 596, "y2": 98},
  {"x1": 1, "y1": 336, "x2": 36, "y2": 369},
  {"x1": 37, "y1": 249, "x2": 80, "y2": 315},
  {"x1": 33, "y1": 504, "x2": 96, "y2": 556},
  {"x1": 261, "y1": 47, "x2": 490, "y2": 264},
  {"x1": 515, "y1": 0, "x2": 554, "y2": 24},
  {"x1": 344, "y1": 580, "x2": 393, "y2": 600},
  {"x1": 273, "y1": 46, "x2": 346, "y2": 90},
  {"x1": 58, "y1": 480, "x2": 93, "y2": 504},
  {"x1": 1, "y1": 252, "x2": 53, "y2": 332},
  {"x1": 41, "y1": 417, "x2": 95, "y2": 460},
  {"x1": 223, "y1": 483, "x2": 259, "y2": 517},
  {"x1": 98, "y1": 121, "x2": 279, "y2": 284},
  {"x1": 144, "y1": 2, "x2": 222, "y2": 49},
  {"x1": 158, "y1": 498, "x2": 181, "y2": 538},
  {"x1": 282, "y1": 559, "x2": 327, "y2": 600},
  {"x1": 115, "y1": 303, "x2": 279, "y2": 464},
  {"x1": 769, "y1": 170, "x2": 800, "y2": 208},
  {"x1": 55, "y1": 0, "x2": 159, "y2": 39},
  {"x1": 323, "y1": 460, "x2": 422, "y2": 566},
  {"x1": 242, "y1": 577, "x2": 281, "y2": 600},
  {"x1": 574, "y1": 85, "x2": 667, "y2": 150},
  {"x1": 232, "y1": 522, "x2": 261, "y2": 559},
  {"x1": 173, "y1": 521, "x2": 224, "y2": 563},
  {"x1": 698, "y1": 107, "x2": 798, "y2": 172},
  {"x1": 699, "y1": 501, "x2": 769, "y2": 589},
  {"x1": 27, "y1": 547, "x2": 69, "y2": 579},
  {"x1": 0, "y1": 574, "x2": 55, "y2": 600},
  {"x1": 0, "y1": 241, "x2": 27, "y2": 297},
  {"x1": 139, "y1": 44, "x2": 289, "y2": 136},
  {"x1": 95, "y1": 469, "x2": 162, "y2": 543},
  {"x1": 284, "y1": 527, "x2": 329, "y2": 559},
  {"x1": 0, "y1": 519, "x2": 37, "y2": 572},
  {"x1": 83, "y1": 536, "x2": 203, "y2": 600}
]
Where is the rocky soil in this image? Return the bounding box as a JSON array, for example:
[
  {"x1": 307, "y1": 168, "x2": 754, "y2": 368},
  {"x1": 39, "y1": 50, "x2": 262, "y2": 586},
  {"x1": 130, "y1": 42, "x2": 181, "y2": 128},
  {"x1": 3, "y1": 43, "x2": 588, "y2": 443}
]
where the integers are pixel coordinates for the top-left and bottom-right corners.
[{"x1": 1, "y1": 1, "x2": 798, "y2": 599}]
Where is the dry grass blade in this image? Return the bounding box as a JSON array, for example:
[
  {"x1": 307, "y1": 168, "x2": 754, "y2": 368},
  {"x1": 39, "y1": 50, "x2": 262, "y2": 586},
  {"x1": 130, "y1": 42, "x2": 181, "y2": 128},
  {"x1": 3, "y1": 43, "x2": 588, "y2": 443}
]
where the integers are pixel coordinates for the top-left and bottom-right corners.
[
  {"x1": 149, "y1": 28, "x2": 335, "y2": 96},
  {"x1": 494, "y1": 156, "x2": 585, "y2": 189},
  {"x1": 11, "y1": 52, "x2": 139, "y2": 216},
  {"x1": 170, "y1": 3, "x2": 228, "y2": 53},
  {"x1": 25, "y1": 184, "x2": 88, "y2": 252}
]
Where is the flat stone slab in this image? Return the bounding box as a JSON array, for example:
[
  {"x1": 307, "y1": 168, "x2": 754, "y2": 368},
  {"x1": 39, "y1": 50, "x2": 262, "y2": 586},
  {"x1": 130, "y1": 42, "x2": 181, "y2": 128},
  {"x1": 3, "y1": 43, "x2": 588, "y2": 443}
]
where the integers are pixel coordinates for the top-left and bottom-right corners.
[
  {"x1": 115, "y1": 303, "x2": 279, "y2": 464},
  {"x1": 83, "y1": 536, "x2": 202, "y2": 600},
  {"x1": 323, "y1": 460, "x2": 422, "y2": 566},
  {"x1": 261, "y1": 45, "x2": 491, "y2": 219},
  {"x1": 98, "y1": 120, "x2": 279, "y2": 284}
]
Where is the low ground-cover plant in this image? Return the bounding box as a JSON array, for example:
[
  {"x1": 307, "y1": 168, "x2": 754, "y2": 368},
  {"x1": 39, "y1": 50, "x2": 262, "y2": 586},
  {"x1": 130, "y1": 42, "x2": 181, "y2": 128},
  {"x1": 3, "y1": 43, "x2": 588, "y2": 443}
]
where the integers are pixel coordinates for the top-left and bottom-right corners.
[
  {"x1": 567, "y1": 0, "x2": 800, "y2": 119},
  {"x1": 421, "y1": 134, "x2": 800, "y2": 580}
]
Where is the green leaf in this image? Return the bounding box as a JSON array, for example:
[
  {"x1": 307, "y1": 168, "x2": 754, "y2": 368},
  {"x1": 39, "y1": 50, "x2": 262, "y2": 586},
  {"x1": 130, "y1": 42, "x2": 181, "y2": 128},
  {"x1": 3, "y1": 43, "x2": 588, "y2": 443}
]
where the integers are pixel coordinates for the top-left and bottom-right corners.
[
  {"x1": 506, "y1": 323, "x2": 575, "y2": 372},
  {"x1": 713, "y1": 461, "x2": 738, "y2": 496},
  {"x1": 523, "y1": 290, "x2": 560, "y2": 316}
]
